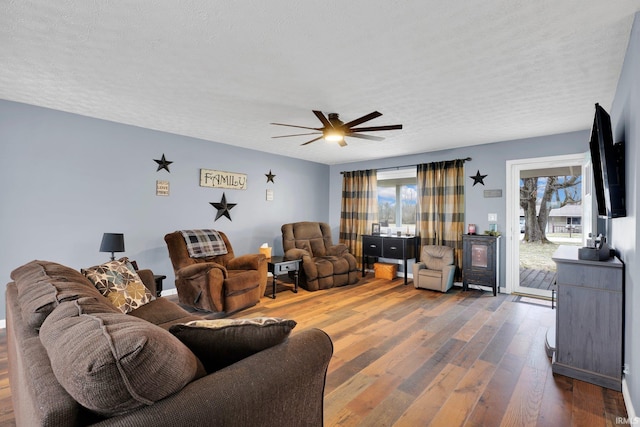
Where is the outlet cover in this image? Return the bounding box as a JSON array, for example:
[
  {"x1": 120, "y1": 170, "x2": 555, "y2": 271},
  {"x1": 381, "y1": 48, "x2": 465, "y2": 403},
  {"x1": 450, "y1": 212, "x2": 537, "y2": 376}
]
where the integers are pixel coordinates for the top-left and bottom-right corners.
[{"x1": 488, "y1": 213, "x2": 497, "y2": 222}]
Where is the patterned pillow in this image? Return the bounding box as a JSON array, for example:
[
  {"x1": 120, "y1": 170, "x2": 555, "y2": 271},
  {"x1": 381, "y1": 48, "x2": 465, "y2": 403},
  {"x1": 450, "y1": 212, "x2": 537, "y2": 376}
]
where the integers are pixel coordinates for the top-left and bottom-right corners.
[
  {"x1": 82, "y1": 258, "x2": 155, "y2": 314},
  {"x1": 180, "y1": 229, "x2": 228, "y2": 258},
  {"x1": 169, "y1": 317, "x2": 297, "y2": 373}
]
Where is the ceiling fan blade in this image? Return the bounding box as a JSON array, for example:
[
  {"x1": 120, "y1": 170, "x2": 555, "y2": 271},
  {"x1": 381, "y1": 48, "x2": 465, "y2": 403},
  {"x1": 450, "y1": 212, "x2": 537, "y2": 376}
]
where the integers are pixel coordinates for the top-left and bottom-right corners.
[
  {"x1": 343, "y1": 111, "x2": 382, "y2": 128},
  {"x1": 272, "y1": 132, "x2": 321, "y2": 139},
  {"x1": 347, "y1": 133, "x2": 385, "y2": 141},
  {"x1": 312, "y1": 110, "x2": 333, "y2": 129},
  {"x1": 300, "y1": 136, "x2": 324, "y2": 146},
  {"x1": 271, "y1": 122, "x2": 322, "y2": 131},
  {"x1": 350, "y1": 124, "x2": 403, "y2": 132},
  {"x1": 338, "y1": 139, "x2": 348, "y2": 147}
]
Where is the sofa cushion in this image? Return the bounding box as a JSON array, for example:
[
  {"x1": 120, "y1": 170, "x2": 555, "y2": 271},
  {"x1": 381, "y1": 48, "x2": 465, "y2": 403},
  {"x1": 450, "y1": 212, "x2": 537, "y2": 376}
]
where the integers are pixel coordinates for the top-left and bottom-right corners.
[
  {"x1": 82, "y1": 258, "x2": 155, "y2": 314},
  {"x1": 10, "y1": 260, "x2": 106, "y2": 329},
  {"x1": 127, "y1": 297, "x2": 200, "y2": 329},
  {"x1": 169, "y1": 317, "x2": 296, "y2": 373},
  {"x1": 294, "y1": 239, "x2": 312, "y2": 255},
  {"x1": 39, "y1": 298, "x2": 203, "y2": 417}
]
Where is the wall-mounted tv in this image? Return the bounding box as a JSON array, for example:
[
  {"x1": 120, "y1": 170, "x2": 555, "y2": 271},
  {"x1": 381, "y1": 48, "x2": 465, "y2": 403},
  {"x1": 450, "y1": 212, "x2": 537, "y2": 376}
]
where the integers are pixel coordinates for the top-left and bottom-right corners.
[{"x1": 589, "y1": 103, "x2": 626, "y2": 218}]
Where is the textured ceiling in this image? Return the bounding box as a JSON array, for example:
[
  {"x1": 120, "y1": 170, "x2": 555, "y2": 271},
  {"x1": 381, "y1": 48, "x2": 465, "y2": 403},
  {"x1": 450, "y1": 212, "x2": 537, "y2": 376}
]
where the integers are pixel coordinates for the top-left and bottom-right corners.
[{"x1": 1, "y1": 1, "x2": 638, "y2": 165}]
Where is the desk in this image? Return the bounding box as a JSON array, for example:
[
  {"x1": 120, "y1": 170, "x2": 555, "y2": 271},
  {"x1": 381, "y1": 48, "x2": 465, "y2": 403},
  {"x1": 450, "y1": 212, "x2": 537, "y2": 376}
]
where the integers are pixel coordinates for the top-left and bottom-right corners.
[
  {"x1": 267, "y1": 256, "x2": 301, "y2": 299},
  {"x1": 361, "y1": 235, "x2": 418, "y2": 285}
]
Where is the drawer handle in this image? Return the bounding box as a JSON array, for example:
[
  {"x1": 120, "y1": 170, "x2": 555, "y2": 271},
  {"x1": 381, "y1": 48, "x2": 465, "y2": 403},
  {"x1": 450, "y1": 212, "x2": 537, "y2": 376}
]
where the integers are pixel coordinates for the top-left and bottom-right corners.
[
  {"x1": 390, "y1": 246, "x2": 397, "y2": 250},
  {"x1": 369, "y1": 244, "x2": 377, "y2": 248}
]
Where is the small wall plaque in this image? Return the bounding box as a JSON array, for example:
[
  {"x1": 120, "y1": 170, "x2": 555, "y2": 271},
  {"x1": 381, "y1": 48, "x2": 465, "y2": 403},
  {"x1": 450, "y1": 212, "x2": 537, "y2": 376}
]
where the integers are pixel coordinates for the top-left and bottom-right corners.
[
  {"x1": 156, "y1": 180, "x2": 170, "y2": 196},
  {"x1": 483, "y1": 189, "x2": 502, "y2": 198}
]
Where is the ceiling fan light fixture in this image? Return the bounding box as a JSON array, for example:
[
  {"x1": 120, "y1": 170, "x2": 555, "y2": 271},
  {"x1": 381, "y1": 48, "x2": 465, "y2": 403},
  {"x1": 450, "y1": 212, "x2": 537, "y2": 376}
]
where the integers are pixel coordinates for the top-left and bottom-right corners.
[{"x1": 324, "y1": 129, "x2": 344, "y2": 142}]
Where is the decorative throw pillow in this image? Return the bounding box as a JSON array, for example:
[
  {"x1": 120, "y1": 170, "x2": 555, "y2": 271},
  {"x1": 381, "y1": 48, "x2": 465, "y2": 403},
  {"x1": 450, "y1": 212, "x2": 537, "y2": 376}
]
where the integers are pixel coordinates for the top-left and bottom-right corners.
[
  {"x1": 169, "y1": 317, "x2": 297, "y2": 373},
  {"x1": 82, "y1": 258, "x2": 155, "y2": 314},
  {"x1": 40, "y1": 299, "x2": 202, "y2": 417}
]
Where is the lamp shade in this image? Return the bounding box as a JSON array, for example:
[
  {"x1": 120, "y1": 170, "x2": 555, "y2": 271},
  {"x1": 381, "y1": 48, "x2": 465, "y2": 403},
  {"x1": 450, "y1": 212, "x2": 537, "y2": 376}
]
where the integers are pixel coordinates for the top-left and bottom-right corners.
[{"x1": 100, "y1": 233, "x2": 125, "y2": 259}]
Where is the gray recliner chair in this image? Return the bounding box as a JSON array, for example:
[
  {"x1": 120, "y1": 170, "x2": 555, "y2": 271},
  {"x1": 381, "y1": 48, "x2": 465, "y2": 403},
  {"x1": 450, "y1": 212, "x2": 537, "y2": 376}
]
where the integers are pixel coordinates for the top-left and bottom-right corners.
[{"x1": 413, "y1": 245, "x2": 456, "y2": 292}]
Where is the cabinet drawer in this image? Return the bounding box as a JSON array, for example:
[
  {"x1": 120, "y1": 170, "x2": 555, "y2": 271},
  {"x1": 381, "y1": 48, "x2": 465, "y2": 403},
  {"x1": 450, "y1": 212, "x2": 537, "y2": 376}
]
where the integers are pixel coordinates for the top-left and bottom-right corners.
[
  {"x1": 383, "y1": 239, "x2": 405, "y2": 258},
  {"x1": 363, "y1": 237, "x2": 383, "y2": 256},
  {"x1": 272, "y1": 261, "x2": 299, "y2": 275}
]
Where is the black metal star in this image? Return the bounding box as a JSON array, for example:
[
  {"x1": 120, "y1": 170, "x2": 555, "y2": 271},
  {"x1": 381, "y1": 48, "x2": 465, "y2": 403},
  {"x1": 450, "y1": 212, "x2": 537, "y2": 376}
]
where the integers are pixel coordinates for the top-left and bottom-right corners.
[
  {"x1": 154, "y1": 154, "x2": 173, "y2": 173},
  {"x1": 470, "y1": 170, "x2": 487, "y2": 186},
  {"x1": 265, "y1": 170, "x2": 276, "y2": 183},
  {"x1": 210, "y1": 193, "x2": 236, "y2": 221}
]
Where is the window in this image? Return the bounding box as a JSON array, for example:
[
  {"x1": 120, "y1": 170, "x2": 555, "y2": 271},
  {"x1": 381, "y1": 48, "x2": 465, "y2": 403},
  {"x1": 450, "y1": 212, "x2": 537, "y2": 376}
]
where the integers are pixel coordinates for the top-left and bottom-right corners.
[{"x1": 377, "y1": 168, "x2": 417, "y2": 234}]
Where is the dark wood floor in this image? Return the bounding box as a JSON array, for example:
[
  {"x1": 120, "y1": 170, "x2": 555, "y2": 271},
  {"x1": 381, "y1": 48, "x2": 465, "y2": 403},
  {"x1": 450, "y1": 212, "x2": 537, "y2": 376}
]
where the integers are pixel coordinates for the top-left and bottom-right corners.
[{"x1": 1, "y1": 275, "x2": 627, "y2": 426}]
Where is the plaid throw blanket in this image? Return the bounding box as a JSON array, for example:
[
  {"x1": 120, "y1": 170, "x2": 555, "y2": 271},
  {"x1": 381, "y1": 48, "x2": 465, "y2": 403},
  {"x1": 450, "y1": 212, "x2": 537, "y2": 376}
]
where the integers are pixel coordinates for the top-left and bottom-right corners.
[{"x1": 180, "y1": 229, "x2": 228, "y2": 258}]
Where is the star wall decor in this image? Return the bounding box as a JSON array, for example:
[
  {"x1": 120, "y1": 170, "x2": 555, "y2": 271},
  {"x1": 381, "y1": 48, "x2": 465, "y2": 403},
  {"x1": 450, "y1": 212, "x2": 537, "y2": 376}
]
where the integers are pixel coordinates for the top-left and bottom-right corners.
[
  {"x1": 210, "y1": 192, "x2": 236, "y2": 221},
  {"x1": 265, "y1": 169, "x2": 276, "y2": 183},
  {"x1": 154, "y1": 154, "x2": 173, "y2": 173},
  {"x1": 470, "y1": 170, "x2": 488, "y2": 186}
]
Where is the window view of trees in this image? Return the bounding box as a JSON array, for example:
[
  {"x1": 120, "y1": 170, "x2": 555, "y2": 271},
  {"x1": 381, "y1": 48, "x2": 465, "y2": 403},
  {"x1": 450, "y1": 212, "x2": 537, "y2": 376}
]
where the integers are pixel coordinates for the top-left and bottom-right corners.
[
  {"x1": 520, "y1": 175, "x2": 581, "y2": 244},
  {"x1": 377, "y1": 183, "x2": 417, "y2": 232}
]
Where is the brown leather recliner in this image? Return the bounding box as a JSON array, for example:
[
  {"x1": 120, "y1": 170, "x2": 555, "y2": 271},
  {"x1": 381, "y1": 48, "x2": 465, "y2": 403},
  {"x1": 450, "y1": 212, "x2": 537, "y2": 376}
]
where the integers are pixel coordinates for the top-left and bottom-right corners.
[
  {"x1": 282, "y1": 222, "x2": 359, "y2": 291},
  {"x1": 165, "y1": 230, "x2": 267, "y2": 313}
]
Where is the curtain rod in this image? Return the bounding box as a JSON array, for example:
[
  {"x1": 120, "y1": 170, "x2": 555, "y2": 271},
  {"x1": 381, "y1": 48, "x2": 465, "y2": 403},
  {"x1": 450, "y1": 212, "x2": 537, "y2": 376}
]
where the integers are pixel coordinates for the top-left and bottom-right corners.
[{"x1": 340, "y1": 157, "x2": 472, "y2": 174}]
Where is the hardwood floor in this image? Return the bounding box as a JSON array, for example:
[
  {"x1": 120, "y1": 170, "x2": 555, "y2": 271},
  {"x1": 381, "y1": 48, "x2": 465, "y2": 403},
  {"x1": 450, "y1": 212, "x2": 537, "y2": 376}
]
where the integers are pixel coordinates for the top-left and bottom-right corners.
[{"x1": 0, "y1": 275, "x2": 627, "y2": 426}]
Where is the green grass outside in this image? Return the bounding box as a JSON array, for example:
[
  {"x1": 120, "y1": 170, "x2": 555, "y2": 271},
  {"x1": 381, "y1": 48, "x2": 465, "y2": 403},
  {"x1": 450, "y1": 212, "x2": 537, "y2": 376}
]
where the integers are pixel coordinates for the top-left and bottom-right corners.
[{"x1": 519, "y1": 233, "x2": 582, "y2": 271}]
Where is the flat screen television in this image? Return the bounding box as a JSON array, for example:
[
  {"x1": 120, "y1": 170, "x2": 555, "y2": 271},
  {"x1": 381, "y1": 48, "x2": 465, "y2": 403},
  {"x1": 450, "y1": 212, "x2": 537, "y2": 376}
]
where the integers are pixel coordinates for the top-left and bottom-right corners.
[{"x1": 589, "y1": 103, "x2": 626, "y2": 218}]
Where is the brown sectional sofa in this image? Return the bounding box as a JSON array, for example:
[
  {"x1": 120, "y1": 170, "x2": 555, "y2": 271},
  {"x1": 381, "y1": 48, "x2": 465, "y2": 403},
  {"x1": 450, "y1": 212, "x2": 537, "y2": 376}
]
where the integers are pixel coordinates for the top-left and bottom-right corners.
[{"x1": 6, "y1": 260, "x2": 333, "y2": 426}]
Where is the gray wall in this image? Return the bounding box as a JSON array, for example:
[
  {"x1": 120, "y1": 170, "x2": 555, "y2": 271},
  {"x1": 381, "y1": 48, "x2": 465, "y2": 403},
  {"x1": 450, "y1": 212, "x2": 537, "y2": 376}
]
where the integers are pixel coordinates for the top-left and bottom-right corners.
[
  {"x1": 611, "y1": 11, "x2": 639, "y2": 417},
  {"x1": 329, "y1": 130, "x2": 589, "y2": 286},
  {"x1": 0, "y1": 100, "x2": 329, "y2": 319}
]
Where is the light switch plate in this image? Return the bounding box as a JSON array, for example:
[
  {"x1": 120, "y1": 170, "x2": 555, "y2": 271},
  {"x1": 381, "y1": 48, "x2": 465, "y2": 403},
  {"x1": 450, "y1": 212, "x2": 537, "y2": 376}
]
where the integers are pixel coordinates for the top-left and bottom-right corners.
[{"x1": 488, "y1": 213, "x2": 497, "y2": 222}]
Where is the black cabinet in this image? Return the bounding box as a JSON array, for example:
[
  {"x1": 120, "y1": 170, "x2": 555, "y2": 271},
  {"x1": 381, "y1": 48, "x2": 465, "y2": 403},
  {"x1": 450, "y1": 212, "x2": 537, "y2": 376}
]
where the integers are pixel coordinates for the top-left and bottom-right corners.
[
  {"x1": 462, "y1": 234, "x2": 500, "y2": 296},
  {"x1": 361, "y1": 235, "x2": 417, "y2": 285}
]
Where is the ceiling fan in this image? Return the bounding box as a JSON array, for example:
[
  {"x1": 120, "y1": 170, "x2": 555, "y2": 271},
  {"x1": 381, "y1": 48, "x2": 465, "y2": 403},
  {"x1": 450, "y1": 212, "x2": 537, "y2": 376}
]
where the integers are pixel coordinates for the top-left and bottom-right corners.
[{"x1": 271, "y1": 110, "x2": 403, "y2": 147}]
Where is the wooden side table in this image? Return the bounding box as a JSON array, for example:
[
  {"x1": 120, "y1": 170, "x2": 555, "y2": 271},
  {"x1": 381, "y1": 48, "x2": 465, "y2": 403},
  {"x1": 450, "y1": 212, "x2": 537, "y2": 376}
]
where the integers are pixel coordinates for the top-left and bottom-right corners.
[{"x1": 267, "y1": 256, "x2": 301, "y2": 299}]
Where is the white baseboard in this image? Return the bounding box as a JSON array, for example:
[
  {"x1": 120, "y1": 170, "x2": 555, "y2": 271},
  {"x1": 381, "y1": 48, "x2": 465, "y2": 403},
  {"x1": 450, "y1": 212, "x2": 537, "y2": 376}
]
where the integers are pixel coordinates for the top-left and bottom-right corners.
[{"x1": 623, "y1": 377, "x2": 637, "y2": 420}]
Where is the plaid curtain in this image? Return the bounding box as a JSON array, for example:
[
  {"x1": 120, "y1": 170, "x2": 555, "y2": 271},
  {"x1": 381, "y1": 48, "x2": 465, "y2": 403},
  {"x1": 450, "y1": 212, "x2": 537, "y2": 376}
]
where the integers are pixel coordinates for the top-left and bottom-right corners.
[
  {"x1": 416, "y1": 160, "x2": 465, "y2": 277},
  {"x1": 339, "y1": 169, "x2": 378, "y2": 268}
]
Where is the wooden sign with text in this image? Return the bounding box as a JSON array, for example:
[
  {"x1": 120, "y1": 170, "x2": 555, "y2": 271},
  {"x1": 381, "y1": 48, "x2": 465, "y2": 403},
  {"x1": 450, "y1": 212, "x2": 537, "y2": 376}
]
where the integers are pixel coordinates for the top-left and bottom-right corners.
[{"x1": 200, "y1": 169, "x2": 247, "y2": 190}]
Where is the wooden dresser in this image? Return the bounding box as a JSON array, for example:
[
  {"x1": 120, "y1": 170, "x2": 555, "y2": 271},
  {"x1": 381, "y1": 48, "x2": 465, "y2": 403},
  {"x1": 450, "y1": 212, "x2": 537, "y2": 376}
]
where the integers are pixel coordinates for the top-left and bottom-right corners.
[{"x1": 550, "y1": 245, "x2": 624, "y2": 391}]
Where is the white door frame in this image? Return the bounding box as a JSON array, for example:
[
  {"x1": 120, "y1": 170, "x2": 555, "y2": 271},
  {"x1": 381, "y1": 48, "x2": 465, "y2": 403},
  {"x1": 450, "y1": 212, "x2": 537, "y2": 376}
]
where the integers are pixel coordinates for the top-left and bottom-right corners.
[{"x1": 505, "y1": 153, "x2": 586, "y2": 296}]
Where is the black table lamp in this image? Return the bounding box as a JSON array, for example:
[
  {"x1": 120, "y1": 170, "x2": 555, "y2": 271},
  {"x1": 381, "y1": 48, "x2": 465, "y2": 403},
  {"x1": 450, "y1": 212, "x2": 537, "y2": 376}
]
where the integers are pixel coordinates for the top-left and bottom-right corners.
[{"x1": 100, "y1": 233, "x2": 125, "y2": 261}]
